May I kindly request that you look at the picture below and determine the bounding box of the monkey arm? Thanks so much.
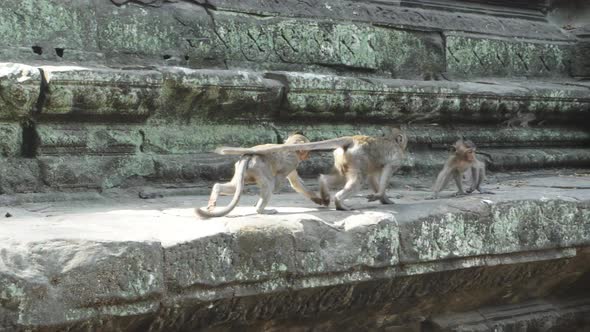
[287,171,323,205]
[215,137,355,155]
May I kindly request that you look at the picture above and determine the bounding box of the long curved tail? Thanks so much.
[196,156,250,218]
[215,137,354,155]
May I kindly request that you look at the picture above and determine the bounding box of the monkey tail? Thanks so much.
[475,151,494,163]
[196,156,250,218]
[215,137,355,155]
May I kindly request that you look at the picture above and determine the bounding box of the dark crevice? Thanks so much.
[184,55,190,61]
[447,47,460,64]
[539,56,551,71]
[138,129,146,153]
[55,48,64,58]
[247,30,265,53]
[516,52,529,71]
[317,63,377,74]
[495,52,507,67]
[34,68,48,115]
[22,68,48,158]
[471,50,487,69]
[162,54,172,60]
[263,72,290,118]
[32,46,43,55]
[21,120,38,158]
[268,123,283,144]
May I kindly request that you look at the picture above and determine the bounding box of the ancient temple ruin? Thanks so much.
[1,0,589,330]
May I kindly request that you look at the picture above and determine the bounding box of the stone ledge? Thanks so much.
[3,63,590,124]
[1,175,589,330]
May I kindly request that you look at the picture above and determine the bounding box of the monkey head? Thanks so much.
[285,133,311,161]
[453,138,476,162]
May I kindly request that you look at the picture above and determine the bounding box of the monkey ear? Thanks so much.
[395,134,404,145]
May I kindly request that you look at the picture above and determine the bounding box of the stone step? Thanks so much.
[1,174,589,331]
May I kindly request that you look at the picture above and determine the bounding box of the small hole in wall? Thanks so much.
[163,54,172,60]
[32,46,43,55]
[55,48,65,57]
[184,55,190,61]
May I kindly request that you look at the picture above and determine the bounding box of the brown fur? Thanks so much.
[196,134,322,218]
[430,138,494,199]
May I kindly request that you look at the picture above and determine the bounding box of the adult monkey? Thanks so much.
[217,129,408,211]
[196,133,323,218]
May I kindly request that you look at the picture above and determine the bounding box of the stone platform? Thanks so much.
[2,172,590,331]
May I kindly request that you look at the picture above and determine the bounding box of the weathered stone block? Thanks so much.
[157,68,283,122]
[399,200,590,264]
[38,155,155,189]
[0,158,44,194]
[163,211,398,296]
[446,34,573,78]
[151,154,235,182]
[0,122,22,157]
[213,15,445,78]
[207,0,572,42]
[0,0,100,62]
[36,124,142,156]
[96,1,216,67]
[140,124,278,154]
[0,63,40,120]
[274,72,590,122]
[0,239,163,327]
[41,66,162,119]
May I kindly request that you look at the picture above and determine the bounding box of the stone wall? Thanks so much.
[0,0,589,193]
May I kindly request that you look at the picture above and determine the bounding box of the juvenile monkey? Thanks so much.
[218,129,408,211]
[196,133,323,218]
[430,138,493,199]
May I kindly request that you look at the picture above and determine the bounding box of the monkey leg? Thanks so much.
[467,165,495,195]
[334,173,362,211]
[319,173,344,207]
[427,167,453,199]
[369,174,380,193]
[287,171,323,205]
[453,170,468,196]
[206,182,237,210]
[255,175,278,214]
[367,165,395,204]
[466,166,479,194]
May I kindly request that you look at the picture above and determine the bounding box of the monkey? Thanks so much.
[218,129,408,211]
[196,133,324,218]
[430,138,494,199]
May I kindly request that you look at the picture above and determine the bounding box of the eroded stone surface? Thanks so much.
[1,175,590,330]
[0,63,40,120]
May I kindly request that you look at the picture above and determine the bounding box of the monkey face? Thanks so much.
[465,148,476,161]
[297,150,310,161]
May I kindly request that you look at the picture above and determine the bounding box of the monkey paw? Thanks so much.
[367,194,395,204]
[366,194,380,202]
[311,197,325,206]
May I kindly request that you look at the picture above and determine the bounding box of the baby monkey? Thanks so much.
[196,133,323,218]
[430,138,494,199]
